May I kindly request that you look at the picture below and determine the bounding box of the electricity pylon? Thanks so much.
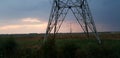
[44,0,101,44]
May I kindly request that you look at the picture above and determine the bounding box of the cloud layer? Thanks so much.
[0,0,120,34]
[22,18,41,23]
[0,18,84,34]
[0,17,47,34]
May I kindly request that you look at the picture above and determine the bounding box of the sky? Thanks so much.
[0,0,120,34]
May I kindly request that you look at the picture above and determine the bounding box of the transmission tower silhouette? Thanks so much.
[44,0,101,44]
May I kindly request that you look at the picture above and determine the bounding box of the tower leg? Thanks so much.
[44,0,101,44]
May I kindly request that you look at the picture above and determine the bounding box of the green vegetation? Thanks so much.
[0,33,120,58]
[0,37,17,58]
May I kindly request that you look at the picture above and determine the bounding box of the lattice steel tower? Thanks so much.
[44,0,101,44]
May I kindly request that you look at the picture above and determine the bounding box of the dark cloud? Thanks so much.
[89,0,120,31]
[0,0,50,19]
[0,0,120,33]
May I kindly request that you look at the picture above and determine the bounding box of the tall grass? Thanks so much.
[0,36,120,58]
[39,39,120,58]
[40,39,57,58]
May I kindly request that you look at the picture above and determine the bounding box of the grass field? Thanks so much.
[0,32,120,58]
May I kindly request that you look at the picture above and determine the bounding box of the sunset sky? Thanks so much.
[0,0,120,34]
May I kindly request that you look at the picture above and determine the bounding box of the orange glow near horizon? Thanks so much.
[0,17,107,34]
[0,18,104,34]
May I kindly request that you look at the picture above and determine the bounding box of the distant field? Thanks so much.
[0,32,120,49]
[0,32,119,47]
[0,32,120,40]
[0,32,120,48]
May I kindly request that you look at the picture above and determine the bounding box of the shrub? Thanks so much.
[61,42,78,58]
[0,37,18,58]
[40,39,57,58]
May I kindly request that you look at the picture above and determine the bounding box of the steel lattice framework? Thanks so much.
[44,0,101,44]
